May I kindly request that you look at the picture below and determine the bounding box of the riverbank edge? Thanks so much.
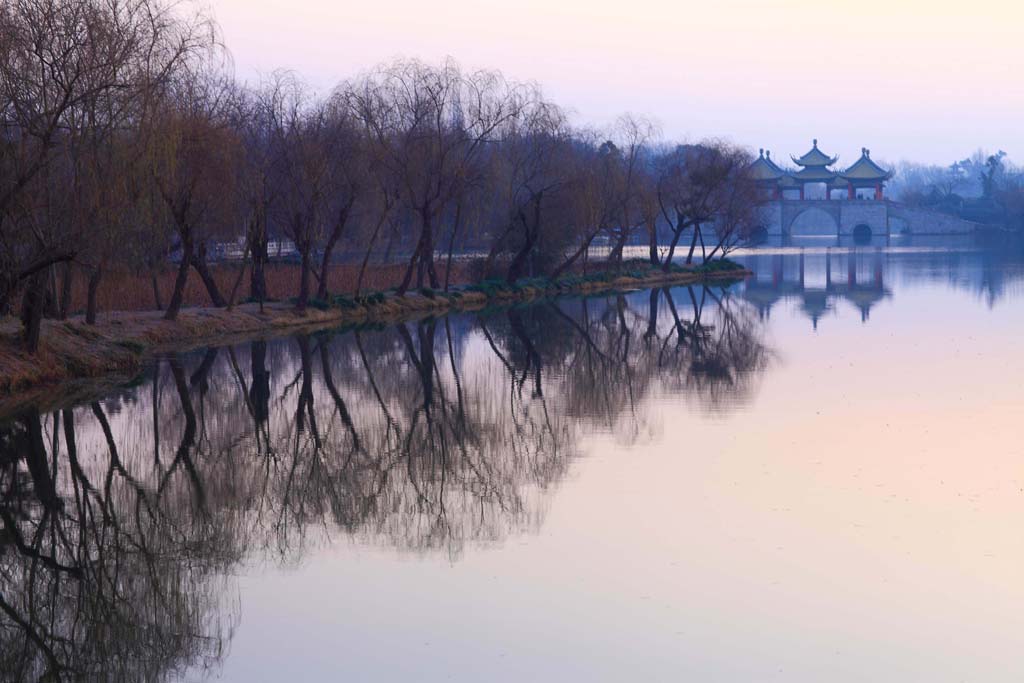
[0,264,749,415]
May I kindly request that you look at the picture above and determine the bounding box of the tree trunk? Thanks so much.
[59,261,74,319]
[20,272,46,353]
[383,225,396,264]
[43,266,59,318]
[444,200,463,292]
[647,218,659,266]
[226,245,250,311]
[150,268,164,311]
[193,241,226,307]
[296,243,312,311]
[482,223,514,280]
[508,200,542,283]
[85,266,102,325]
[608,229,629,265]
[165,237,193,321]
[551,230,601,280]
[419,211,440,289]
[415,239,427,289]
[396,236,423,295]
[507,227,538,283]
[249,218,268,303]
[317,202,353,300]
[357,210,388,294]
[685,223,701,265]
[662,219,689,272]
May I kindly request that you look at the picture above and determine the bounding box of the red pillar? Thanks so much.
[825,184,830,200]
[848,185,855,200]
[875,183,883,200]
[799,184,805,201]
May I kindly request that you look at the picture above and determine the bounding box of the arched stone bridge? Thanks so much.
[758,200,979,237]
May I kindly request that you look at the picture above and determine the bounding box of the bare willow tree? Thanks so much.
[315,96,366,300]
[347,59,529,293]
[656,141,754,269]
[605,115,659,264]
[146,65,239,320]
[548,131,621,278]
[232,81,280,306]
[483,95,575,282]
[265,74,336,311]
[0,0,215,347]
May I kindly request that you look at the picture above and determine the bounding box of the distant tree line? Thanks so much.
[0,0,761,353]
[890,151,1024,228]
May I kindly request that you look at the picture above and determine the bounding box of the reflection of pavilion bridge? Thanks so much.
[741,250,890,329]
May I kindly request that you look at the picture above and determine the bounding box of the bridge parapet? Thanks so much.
[757,199,978,237]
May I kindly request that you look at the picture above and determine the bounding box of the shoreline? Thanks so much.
[0,264,749,417]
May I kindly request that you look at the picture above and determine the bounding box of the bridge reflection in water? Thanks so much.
[740,248,889,329]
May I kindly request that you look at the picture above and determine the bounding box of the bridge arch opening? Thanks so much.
[788,207,839,236]
[853,224,872,243]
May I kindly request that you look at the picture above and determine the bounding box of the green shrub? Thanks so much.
[331,295,359,309]
[697,258,744,273]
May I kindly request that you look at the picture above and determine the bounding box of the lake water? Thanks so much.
[3,235,1024,682]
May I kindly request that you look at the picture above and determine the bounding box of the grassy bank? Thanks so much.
[0,260,749,412]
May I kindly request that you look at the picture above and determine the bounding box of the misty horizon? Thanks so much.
[208,0,1022,166]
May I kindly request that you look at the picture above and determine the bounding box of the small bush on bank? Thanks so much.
[353,291,386,306]
[464,278,512,297]
[332,295,359,310]
[695,258,744,273]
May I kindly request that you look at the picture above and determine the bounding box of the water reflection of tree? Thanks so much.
[0,402,237,682]
[0,285,769,680]
[484,286,771,435]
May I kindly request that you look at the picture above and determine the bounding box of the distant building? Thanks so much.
[751,140,892,201]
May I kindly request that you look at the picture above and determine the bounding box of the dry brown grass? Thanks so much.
[61,261,475,315]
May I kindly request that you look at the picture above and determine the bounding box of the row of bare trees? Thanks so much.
[0,0,762,352]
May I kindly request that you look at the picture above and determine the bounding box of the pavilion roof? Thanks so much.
[791,139,838,168]
[791,165,837,181]
[750,149,787,181]
[840,149,891,181]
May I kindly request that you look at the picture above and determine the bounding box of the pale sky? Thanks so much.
[207,0,1023,166]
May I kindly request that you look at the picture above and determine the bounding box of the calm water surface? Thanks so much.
[3,236,1024,681]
